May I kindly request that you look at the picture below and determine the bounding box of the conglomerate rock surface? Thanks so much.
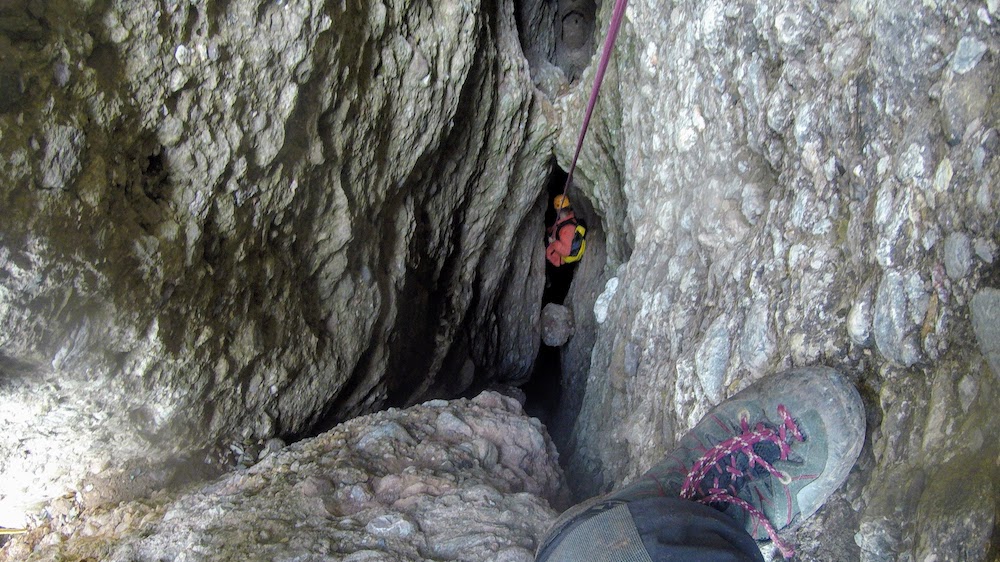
[0,0,554,524]
[554,0,1000,560]
[0,391,566,562]
[1,0,1000,560]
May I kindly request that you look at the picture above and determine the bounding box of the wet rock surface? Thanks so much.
[972,288,1000,380]
[0,392,566,562]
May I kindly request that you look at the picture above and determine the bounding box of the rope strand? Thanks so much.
[563,0,630,196]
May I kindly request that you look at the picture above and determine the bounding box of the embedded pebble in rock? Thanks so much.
[940,74,993,146]
[951,36,988,74]
[739,296,776,375]
[972,288,1000,379]
[541,303,574,347]
[0,392,566,562]
[848,280,877,346]
[974,238,996,263]
[695,316,729,403]
[593,276,619,324]
[873,271,923,367]
[38,125,84,190]
[943,232,972,280]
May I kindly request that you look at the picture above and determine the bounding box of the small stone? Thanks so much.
[943,232,972,280]
[973,146,988,173]
[366,513,415,538]
[39,125,85,190]
[874,271,922,367]
[951,36,988,74]
[471,438,499,468]
[531,61,567,98]
[541,303,574,347]
[676,126,698,152]
[896,143,929,181]
[829,37,865,80]
[974,238,995,263]
[739,297,775,372]
[775,11,809,50]
[356,421,416,452]
[435,411,472,436]
[593,277,619,324]
[297,476,333,498]
[168,68,187,92]
[262,438,285,457]
[53,62,70,87]
[940,78,991,146]
[256,412,275,438]
[932,158,952,192]
[848,281,876,346]
[175,44,191,66]
[696,316,730,402]
[958,375,978,413]
[971,288,1000,379]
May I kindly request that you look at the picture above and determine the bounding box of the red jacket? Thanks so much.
[546,212,577,266]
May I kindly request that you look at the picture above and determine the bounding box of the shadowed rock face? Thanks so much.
[0,0,553,524]
[2,0,1000,561]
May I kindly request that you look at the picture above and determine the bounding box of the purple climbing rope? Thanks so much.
[562,0,630,195]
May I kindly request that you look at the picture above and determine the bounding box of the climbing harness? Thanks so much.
[555,217,588,264]
[562,0,629,195]
[679,404,804,559]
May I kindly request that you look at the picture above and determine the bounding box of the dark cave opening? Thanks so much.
[513,0,598,84]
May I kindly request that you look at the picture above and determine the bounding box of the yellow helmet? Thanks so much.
[553,194,571,210]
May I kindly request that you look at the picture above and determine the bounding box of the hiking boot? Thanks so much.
[608,366,865,558]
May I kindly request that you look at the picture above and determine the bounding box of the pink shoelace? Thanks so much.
[680,405,804,559]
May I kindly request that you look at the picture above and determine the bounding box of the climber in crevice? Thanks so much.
[545,194,586,267]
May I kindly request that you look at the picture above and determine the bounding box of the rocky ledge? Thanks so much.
[1,392,566,562]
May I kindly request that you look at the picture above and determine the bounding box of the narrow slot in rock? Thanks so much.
[523,165,578,432]
[514,0,598,90]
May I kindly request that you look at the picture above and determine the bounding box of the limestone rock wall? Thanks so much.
[561,0,1000,559]
[1,391,566,562]
[0,0,554,525]
[3,0,1000,559]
